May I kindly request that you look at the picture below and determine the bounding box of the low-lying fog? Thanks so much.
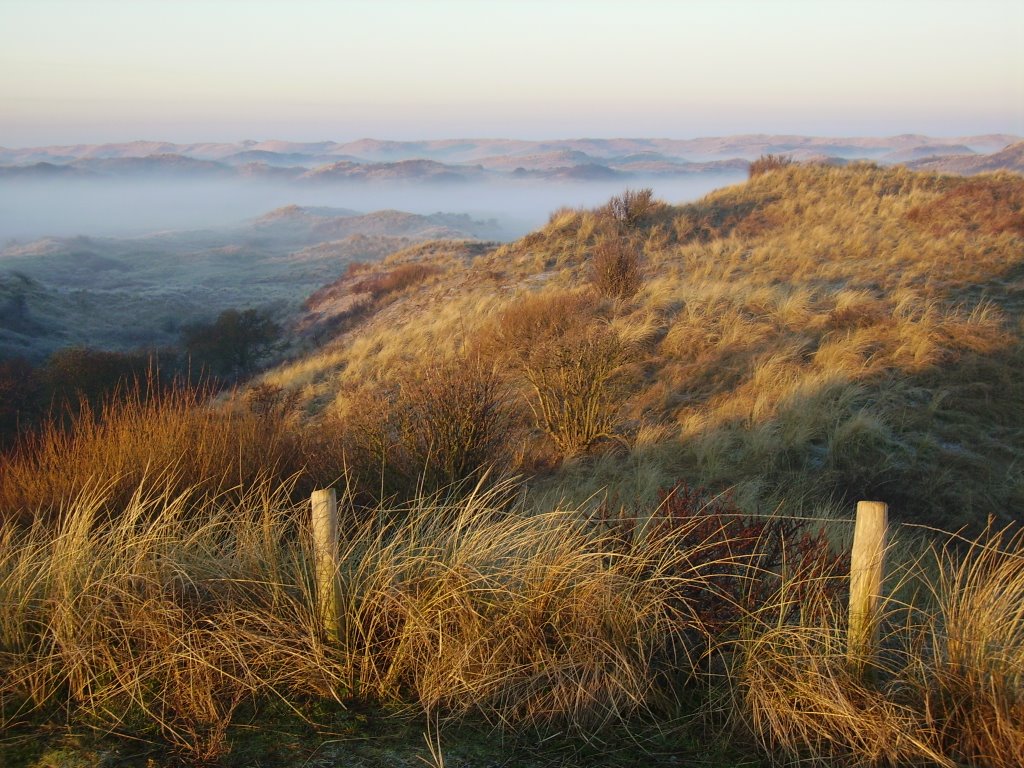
[0,174,745,242]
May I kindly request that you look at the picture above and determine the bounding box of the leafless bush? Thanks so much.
[396,356,516,490]
[589,235,644,299]
[601,187,655,227]
[521,327,632,456]
[488,291,635,458]
[328,357,516,499]
[748,154,794,178]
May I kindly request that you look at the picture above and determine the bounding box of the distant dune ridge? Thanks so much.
[906,140,1024,174]
[1,134,1021,181]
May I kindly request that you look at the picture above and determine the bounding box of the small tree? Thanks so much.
[183,308,281,377]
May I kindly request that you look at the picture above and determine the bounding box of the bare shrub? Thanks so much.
[520,326,633,457]
[601,188,655,227]
[326,357,516,500]
[484,290,638,458]
[748,154,794,178]
[395,356,516,491]
[589,235,644,300]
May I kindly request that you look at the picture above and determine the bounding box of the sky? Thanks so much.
[1,0,1022,146]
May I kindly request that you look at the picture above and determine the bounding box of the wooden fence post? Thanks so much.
[310,488,340,642]
[848,500,888,675]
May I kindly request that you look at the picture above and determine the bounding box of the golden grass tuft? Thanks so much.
[733,525,1024,768]
[335,487,714,730]
[0,383,308,525]
[0,478,342,762]
[736,621,950,767]
[901,527,1024,766]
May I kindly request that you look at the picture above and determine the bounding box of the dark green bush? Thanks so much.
[183,308,281,377]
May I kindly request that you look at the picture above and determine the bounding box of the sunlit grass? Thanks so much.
[3,162,1024,765]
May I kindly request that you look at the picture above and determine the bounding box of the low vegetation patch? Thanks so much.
[352,262,440,298]
[3,460,1022,766]
[0,382,308,525]
[748,153,794,178]
[589,234,644,299]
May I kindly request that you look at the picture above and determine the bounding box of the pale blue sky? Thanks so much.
[1,0,1021,145]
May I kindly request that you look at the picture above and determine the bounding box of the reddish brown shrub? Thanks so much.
[593,484,850,636]
[353,263,439,298]
[749,154,794,178]
[906,176,1024,237]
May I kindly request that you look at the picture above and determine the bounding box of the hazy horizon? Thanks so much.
[2,0,1021,147]
[2,130,1023,152]
[2,0,1021,243]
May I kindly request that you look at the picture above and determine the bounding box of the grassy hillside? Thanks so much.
[2,163,1023,767]
[265,162,1024,530]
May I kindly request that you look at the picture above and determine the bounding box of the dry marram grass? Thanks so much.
[3,164,1024,765]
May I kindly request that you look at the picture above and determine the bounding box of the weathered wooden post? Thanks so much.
[847,500,888,676]
[310,488,341,642]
